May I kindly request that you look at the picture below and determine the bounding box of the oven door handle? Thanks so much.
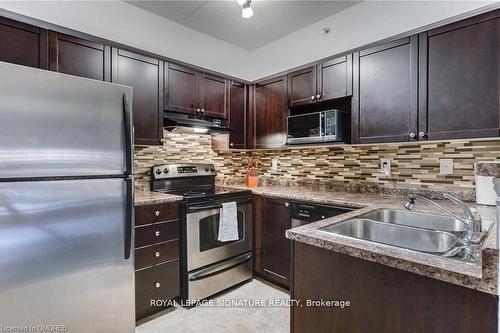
[189,252,252,282]
[188,204,223,212]
[188,198,252,212]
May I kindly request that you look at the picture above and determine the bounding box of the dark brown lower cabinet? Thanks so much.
[134,202,180,321]
[135,259,180,320]
[292,241,498,333]
[253,195,291,287]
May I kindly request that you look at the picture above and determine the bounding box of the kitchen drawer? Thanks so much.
[135,220,179,248]
[135,202,179,226]
[135,260,180,320]
[135,240,179,270]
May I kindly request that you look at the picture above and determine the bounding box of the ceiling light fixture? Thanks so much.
[236,0,246,5]
[241,0,253,18]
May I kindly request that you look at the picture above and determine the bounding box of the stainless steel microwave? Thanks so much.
[287,109,349,144]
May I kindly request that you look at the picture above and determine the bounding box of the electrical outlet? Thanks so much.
[440,159,454,175]
[271,159,278,172]
[380,159,391,175]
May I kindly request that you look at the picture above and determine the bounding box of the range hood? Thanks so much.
[163,111,232,134]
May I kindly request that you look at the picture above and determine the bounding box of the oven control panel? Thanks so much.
[152,163,216,179]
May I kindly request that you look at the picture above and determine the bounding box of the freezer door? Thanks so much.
[0,62,133,178]
[0,178,135,332]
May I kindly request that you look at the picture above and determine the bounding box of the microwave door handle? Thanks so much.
[320,112,325,137]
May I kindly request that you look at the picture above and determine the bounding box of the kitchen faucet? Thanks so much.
[382,167,490,260]
[404,192,482,237]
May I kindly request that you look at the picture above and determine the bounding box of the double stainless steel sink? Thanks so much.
[319,208,483,259]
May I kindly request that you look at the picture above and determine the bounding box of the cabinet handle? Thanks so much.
[201,108,205,112]
[285,202,289,207]
[155,210,160,217]
[155,282,161,288]
[419,131,428,139]
[155,252,160,258]
[316,94,321,100]
[154,231,160,237]
[310,96,315,101]
[321,215,325,219]
[230,143,234,147]
[409,132,416,139]
[196,108,201,112]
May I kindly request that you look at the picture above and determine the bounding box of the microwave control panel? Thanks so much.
[324,111,336,137]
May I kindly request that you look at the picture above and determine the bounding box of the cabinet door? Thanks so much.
[200,73,227,118]
[262,197,291,287]
[49,32,110,81]
[352,36,418,143]
[0,17,47,69]
[112,49,163,145]
[287,66,317,107]
[229,81,246,149]
[318,54,353,101]
[254,76,287,148]
[418,10,499,140]
[165,63,197,114]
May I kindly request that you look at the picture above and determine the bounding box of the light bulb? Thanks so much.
[242,4,253,18]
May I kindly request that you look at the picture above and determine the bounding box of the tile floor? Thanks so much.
[136,279,290,333]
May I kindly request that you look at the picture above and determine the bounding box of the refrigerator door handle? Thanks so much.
[123,94,133,175]
[124,178,134,260]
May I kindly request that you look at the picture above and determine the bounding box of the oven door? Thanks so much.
[287,112,322,144]
[186,200,252,271]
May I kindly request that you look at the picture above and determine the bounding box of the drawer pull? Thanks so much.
[155,211,160,217]
[155,252,161,258]
[155,231,160,237]
[155,282,161,288]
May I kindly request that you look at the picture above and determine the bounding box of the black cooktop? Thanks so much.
[155,187,252,204]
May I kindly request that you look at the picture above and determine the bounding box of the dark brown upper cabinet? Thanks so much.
[352,36,418,144]
[0,16,47,69]
[262,196,291,287]
[318,54,353,101]
[165,63,228,118]
[164,63,198,115]
[287,55,352,108]
[287,66,317,107]
[49,32,111,81]
[112,49,163,146]
[418,10,499,140]
[228,81,246,149]
[199,73,227,118]
[253,76,288,149]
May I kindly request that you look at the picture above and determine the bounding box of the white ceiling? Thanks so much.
[125,1,361,50]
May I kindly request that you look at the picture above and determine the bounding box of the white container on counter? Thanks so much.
[475,162,500,206]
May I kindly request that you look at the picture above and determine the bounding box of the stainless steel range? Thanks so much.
[151,163,253,302]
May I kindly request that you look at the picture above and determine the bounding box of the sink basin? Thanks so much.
[319,218,460,254]
[357,208,466,232]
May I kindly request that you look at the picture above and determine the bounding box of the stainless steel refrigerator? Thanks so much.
[0,62,135,332]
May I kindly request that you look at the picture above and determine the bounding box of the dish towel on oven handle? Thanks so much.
[218,201,239,242]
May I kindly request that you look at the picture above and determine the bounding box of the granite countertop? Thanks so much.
[134,191,183,206]
[221,184,498,295]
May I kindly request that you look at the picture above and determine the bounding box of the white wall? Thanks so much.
[249,1,497,80]
[0,0,252,79]
[0,1,496,81]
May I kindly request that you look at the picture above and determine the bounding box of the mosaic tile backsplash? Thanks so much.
[134,131,500,200]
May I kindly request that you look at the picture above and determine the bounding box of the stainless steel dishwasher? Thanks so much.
[291,202,354,228]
